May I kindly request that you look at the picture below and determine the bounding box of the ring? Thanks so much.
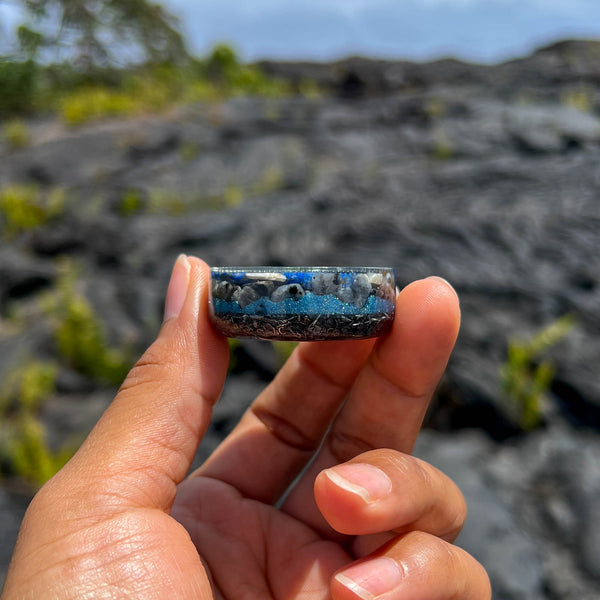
[209,266,396,341]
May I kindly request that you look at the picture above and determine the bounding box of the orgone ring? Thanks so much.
[209,266,396,341]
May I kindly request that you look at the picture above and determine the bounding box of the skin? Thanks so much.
[1,256,491,600]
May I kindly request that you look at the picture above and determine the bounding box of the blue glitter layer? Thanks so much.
[213,292,394,317]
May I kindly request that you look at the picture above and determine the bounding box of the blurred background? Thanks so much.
[1,1,600,597]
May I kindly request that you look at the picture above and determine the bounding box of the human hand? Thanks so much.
[1,256,491,599]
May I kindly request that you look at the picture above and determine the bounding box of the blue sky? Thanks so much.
[2,0,600,63]
[165,0,600,63]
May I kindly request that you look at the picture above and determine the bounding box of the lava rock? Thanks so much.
[2,40,600,599]
[311,272,338,295]
[270,283,305,302]
[351,273,372,307]
[212,280,238,301]
[505,105,600,153]
[0,248,55,302]
[0,488,30,588]
[236,285,260,309]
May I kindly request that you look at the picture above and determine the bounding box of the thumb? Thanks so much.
[53,255,229,512]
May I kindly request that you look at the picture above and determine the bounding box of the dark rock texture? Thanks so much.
[415,426,600,600]
[1,40,600,596]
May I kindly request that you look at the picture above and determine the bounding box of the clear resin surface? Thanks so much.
[209,266,395,341]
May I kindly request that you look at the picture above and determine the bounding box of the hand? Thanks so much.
[1,256,490,599]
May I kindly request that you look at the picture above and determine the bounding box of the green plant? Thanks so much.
[0,360,58,414]
[229,66,288,97]
[298,78,322,99]
[425,97,446,119]
[61,86,138,125]
[431,128,454,160]
[227,338,242,373]
[201,43,289,98]
[14,0,187,70]
[206,43,240,80]
[0,184,64,237]
[148,189,188,215]
[3,413,72,487]
[180,140,201,161]
[3,118,30,150]
[44,264,131,385]
[145,185,247,215]
[119,189,143,216]
[0,60,37,116]
[561,85,595,113]
[251,166,285,197]
[500,315,575,430]
[223,184,244,208]
[0,359,72,487]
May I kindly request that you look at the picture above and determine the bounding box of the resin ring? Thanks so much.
[209,266,396,341]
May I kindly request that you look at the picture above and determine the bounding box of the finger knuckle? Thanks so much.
[327,428,377,463]
[251,404,320,453]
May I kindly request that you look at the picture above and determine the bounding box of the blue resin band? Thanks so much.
[209,266,395,341]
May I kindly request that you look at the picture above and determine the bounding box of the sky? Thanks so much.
[164,0,600,63]
[2,0,600,64]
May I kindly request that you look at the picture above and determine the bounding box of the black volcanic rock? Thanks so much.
[258,39,600,102]
[1,40,600,596]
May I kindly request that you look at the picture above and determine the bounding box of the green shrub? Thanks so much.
[119,189,143,216]
[227,338,242,373]
[0,60,37,116]
[201,44,288,98]
[185,79,220,103]
[500,315,575,430]
[54,297,131,385]
[561,85,595,113]
[431,128,454,160]
[0,361,58,414]
[61,86,138,125]
[206,43,240,80]
[223,185,244,208]
[0,43,303,125]
[3,413,71,487]
[0,359,71,487]
[229,66,288,97]
[45,264,132,385]
[3,118,30,150]
[0,184,64,237]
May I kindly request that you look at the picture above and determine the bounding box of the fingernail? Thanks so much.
[335,557,402,599]
[164,255,190,321]
[325,463,392,504]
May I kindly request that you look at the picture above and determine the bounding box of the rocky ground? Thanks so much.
[1,39,600,597]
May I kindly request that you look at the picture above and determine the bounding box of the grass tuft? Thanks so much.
[500,315,575,430]
[0,184,64,237]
